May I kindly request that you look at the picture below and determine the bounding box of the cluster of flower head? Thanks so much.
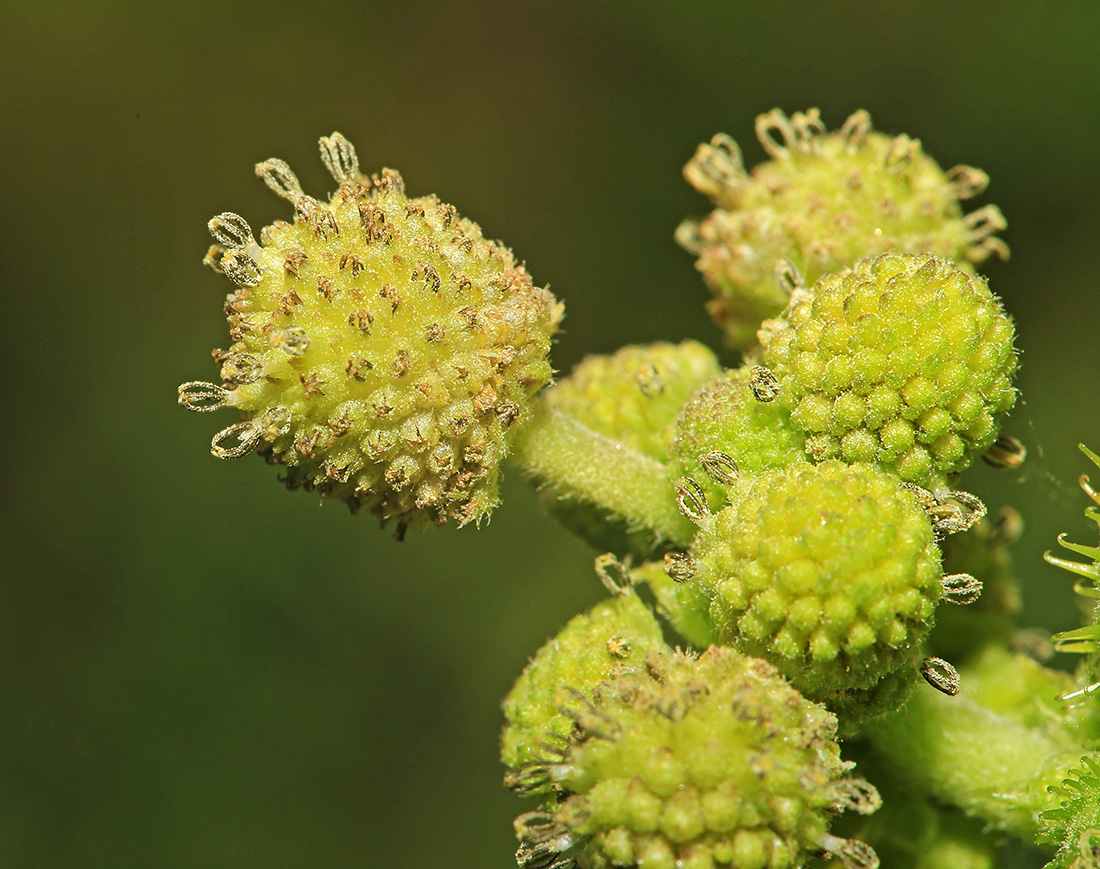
[499,109,1022,868]
[178,133,562,530]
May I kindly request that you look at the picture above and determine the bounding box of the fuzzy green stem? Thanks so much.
[510,406,696,546]
[864,686,1079,844]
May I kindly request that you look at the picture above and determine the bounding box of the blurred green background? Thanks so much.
[2,1,1098,865]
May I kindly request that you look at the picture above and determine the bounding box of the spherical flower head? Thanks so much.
[760,253,1017,489]
[178,133,563,528]
[545,341,720,462]
[689,460,943,713]
[678,108,1007,348]
[501,591,669,781]
[513,647,881,869]
[671,366,806,511]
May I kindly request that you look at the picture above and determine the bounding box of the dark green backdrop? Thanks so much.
[2,2,1098,865]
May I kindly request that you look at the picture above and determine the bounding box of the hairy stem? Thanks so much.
[510,406,696,546]
[864,685,1079,845]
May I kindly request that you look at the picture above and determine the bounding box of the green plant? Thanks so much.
[177,113,1099,868]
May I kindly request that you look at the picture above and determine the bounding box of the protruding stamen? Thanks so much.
[271,326,311,356]
[920,656,960,696]
[982,434,1026,469]
[255,158,304,201]
[791,108,826,145]
[673,218,706,254]
[635,363,665,397]
[884,134,918,171]
[220,352,262,385]
[255,406,292,440]
[963,204,1008,243]
[988,506,1024,547]
[504,763,559,796]
[828,778,882,815]
[553,687,620,740]
[178,381,229,412]
[942,573,983,605]
[774,257,805,296]
[208,212,256,250]
[699,450,740,486]
[211,420,261,459]
[756,109,796,159]
[840,109,872,147]
[664,551,697,583]
[220,249,261,287]
[748,365,780,402]
[203,244,226,273]
[594,552,633,596]
[319,132,359,183]
[946,165,990,200]
[683,132,746,198]
[675,476,710,524]
[946,490,987,529]
[820,835,880,869]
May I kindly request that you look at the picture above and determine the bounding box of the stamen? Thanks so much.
[594,552,633,596]
[942,573,983,605]
[946,165,990,200]
[675,476,710,524]
[255,158,304,202]
[177,381,229,412]
[318,132,360,183]
[699,450,740,486]
[920,656,960,696]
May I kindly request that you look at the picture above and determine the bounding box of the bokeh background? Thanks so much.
[2,2,1098,865]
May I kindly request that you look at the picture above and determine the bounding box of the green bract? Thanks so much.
[178,133,562,528]
[679,108,1006,348]
[760,253,1017,489]
[512,647,880,869]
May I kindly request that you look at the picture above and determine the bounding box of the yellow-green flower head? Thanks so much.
[544,341,720,462]
[678,108,1007,348]
[178,133,563,528]
[501,591,669,783]
[760,253,1017,489]
[689,461,943,713]
[513,646,881,869]
[671,366,806,511]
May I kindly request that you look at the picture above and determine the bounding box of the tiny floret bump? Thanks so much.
[178,133,563,528]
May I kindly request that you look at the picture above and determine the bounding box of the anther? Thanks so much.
[748,365,780,402]
[318,132,359,183]
[755,109,796,159]
[220,249,261,287]
[675,476,710,524]
[963,204,1008,243]
[635,363,665,397]
[828,779,882,815]
[698,450,740,486]
[840,109,872,148]
[255,158,304,202]
[177,381,229,412]
[203,244,226,273]
[946,165,990,200]
[552,687,620,740]
[920,656,960,696]
[819,835,880,869]
[220,352,262,385]
[774,257,805,296]
[982,434,1026,469]
[256,406,292,440]
[988,506,1024,547]
[594,552,633,596]
[664,551,698,583]
[791,108,826,145]
[683,132,746,197]
[208,212,256,250]
[884,134,918,171]
[271,325,311,356]
[211,420,261,459]
[942,573,983,605]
